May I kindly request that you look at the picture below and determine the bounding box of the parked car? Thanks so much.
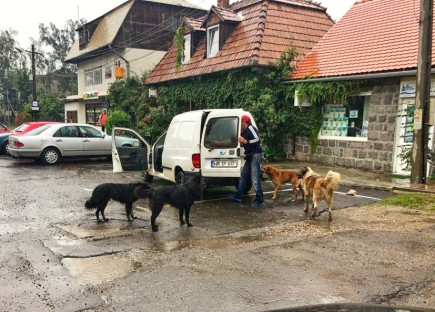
[8,123,141,165]
[0,121,59,155]
[0,122,10,134]
[112,109,256,189]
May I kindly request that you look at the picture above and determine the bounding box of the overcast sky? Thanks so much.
[1,0,357,49]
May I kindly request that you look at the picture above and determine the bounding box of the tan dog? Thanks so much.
[300,166,341,221]
[261,164,302,201]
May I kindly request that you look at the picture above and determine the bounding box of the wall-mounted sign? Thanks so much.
[349,110,358,118]
[400,80,435,97]
[83,91,99,99]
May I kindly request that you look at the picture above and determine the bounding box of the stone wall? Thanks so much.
[284,78,400,173]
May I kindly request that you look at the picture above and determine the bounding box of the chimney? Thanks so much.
[217,0,229,7]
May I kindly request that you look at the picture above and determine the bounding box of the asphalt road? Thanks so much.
[0,156,434,312]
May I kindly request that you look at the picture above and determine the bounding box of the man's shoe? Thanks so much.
[229,194,242,203]
[250,202,265,207]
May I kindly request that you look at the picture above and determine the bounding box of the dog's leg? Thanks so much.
[303,190,309,213]
[311,195,318,218]
[150,202,163,232]
[185,205,193,227]
[273,184,280,199]
[292,182,298,202]
[327,196,333,222]
[125,202,136,221]
[179,207,185,225]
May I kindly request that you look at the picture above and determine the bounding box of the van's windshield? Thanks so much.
[204,117,238,149]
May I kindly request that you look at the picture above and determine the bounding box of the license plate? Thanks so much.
[211,160,237,168]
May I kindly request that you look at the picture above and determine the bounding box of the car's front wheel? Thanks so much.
[41,147,61,165]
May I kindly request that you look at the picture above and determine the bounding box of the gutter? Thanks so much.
[282,69,435,84]
[109,44,130,78]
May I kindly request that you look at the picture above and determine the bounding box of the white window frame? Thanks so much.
[85,66,103,87]
[318,93,371,141]
[207,25,219,58]
[182,34,191,64]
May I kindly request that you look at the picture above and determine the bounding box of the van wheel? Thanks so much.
[175,170,185,185]
[143,172,154,183]
[234,178,252,194]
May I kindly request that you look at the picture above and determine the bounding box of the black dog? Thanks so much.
[135,175,203,232]
[85,182,152,222]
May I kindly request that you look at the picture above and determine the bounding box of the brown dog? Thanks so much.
[300,166,341,221]
[261,164,302,201]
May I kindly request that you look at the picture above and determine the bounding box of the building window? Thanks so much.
[85,66,103,87]
[105,66,112,79]
[207,25,219,58]
[86,104,105,125]
[320,96,370,138]
[182,34,191,64]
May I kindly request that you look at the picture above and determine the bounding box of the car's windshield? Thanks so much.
[24,124,52,136]
[13,123,30,133]
[204,117,238,149]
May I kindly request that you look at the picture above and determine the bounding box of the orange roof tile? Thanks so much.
[290,0,431,80]
[146,0,333,84]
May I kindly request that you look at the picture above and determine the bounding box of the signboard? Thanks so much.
[83,91,99,99]
[400,80,435,97]
[31,100,39,111]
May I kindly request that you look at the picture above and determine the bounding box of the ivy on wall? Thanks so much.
[286,80,373,152]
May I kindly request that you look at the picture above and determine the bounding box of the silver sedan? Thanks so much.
[8,123,139,165]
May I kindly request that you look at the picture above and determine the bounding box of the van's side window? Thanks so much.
[204,117,238,149]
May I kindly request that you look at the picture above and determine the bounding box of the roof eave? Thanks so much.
[284,69,425,84]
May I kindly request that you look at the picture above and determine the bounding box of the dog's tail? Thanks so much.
[325,171,341,191]
[85,197,97,210]
[134,185,153,199]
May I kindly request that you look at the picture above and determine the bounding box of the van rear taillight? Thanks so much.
[14,141,24,148]
[192,153,200,168]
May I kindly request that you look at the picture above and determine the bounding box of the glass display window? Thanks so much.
[320,96,370,138]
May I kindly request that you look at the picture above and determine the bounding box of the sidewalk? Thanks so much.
[268,160,435,194]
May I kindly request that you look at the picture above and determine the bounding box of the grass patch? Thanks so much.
[385,173,410,179]
[380,193,435,212]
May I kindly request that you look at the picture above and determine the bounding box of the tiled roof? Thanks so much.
[290,0,430,80]
[184,17,205,31]
[146,0,333,84]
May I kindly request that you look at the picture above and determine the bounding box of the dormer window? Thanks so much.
[182,34,191,64]
[207,25,219,58]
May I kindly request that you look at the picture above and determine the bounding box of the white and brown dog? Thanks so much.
[300,166,341,221]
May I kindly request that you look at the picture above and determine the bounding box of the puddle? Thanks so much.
[62,253,141,285]
[56,219,147,239]
[152,234,263,252]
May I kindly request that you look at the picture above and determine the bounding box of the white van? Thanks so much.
[111,109,256,189]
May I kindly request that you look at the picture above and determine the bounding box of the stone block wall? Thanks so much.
[284,78,400,173]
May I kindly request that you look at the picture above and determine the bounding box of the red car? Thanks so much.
[0,122,10,134]
[10,121,60,136]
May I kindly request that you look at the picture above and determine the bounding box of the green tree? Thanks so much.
[38,19,84,96]
[108,75,156,137]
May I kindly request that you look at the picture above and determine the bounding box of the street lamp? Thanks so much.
[16,44,39,121]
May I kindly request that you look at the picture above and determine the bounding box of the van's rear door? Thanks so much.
[200,111,242,178]
[112,127,151,172]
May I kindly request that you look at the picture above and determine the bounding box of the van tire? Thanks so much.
[234,178,252,194]
[175,170,185,185]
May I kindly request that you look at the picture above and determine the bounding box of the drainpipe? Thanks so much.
[109,45,130,78]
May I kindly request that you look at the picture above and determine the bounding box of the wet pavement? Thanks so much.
[0,156,434,311]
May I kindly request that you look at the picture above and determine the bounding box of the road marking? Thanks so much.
[194,185,381,204]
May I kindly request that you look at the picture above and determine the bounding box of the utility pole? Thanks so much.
[411,0,433,184]
[31,44,37,121]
